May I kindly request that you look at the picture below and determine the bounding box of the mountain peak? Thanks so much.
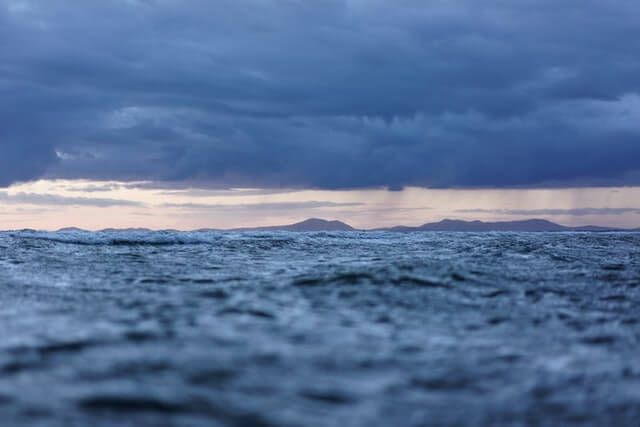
[379,218,620,232]
[230,218,355,232]
[287,218,355,231]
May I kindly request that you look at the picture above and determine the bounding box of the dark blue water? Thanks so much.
[1,231,639,426]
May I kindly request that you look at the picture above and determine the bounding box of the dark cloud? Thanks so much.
[2,0,640,189]
[457,208,640,217]
[0,191,141,207]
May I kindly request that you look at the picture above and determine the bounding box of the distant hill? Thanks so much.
[377,218,624,232]
[229,218,626,232]
[231,218,355,232]
[99,227,152,233]
[50,218,638,233]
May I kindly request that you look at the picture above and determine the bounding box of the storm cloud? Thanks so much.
[2,0,640,189]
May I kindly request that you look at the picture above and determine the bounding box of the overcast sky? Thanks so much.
[2,1,640,229]
[2,0,640,190]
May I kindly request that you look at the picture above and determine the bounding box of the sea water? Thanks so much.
[1,230,639,426]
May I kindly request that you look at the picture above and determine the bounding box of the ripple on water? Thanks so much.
[0,231,639,427]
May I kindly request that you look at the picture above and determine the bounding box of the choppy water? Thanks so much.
[1,230,639,426]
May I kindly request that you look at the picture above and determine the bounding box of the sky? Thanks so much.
[1,0,640,230]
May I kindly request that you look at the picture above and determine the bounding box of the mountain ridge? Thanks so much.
[375,218,621,232]
[229,218,356,232]
[224,218,635,232]
[49,217,640,232]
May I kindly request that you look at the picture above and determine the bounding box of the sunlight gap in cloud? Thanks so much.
[2,180,640,230]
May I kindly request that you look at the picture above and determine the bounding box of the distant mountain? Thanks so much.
[99,227,152,233]
[231,218,355,232]
[378,219,624,232]
[50,218,638,233]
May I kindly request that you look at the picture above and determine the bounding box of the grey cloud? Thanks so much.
[366,207,433,213]
[2,1,640,189]
[65,183,123,192]
[0,207,54,215]
[0,191,141,207]
[155,188,300,198]
[456,208,640,217]
[160,201,365,210]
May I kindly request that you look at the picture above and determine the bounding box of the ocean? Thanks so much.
[1,230,639,426]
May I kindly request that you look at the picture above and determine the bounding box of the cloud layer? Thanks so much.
[2,0,640,189]
[457,208,640,217]
[0,191,140,207]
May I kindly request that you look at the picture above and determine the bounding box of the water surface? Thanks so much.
[1,231,639,426]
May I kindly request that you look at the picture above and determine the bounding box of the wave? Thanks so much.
[4,230,228,246]
[2,229,377,246]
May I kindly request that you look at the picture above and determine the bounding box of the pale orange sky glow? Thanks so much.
[1,180,640,230]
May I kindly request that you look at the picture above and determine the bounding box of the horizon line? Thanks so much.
[2,217,639,233]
